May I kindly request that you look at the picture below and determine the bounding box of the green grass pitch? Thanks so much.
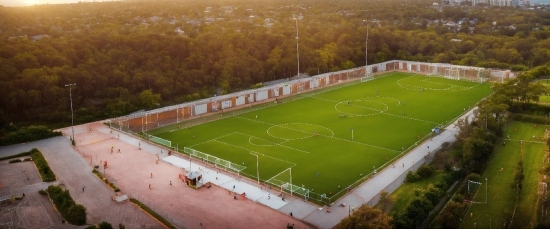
[151,72,492,201]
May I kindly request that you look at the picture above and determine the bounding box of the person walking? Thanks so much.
[170,181,172,186]
[82,186,85,192]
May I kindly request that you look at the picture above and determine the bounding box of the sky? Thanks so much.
[0,0,117,7]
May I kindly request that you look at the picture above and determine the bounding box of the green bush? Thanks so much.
[510,113,547,124]
[15,196,24,200]
[38,189,47,195]
[9,159,22,163]
[30,148,56,182]
[98,221,113,229]
[0,151,31,161]
[23,158,32,161]
[416,165,434,178]
[0,125,62,146]
[406,171,420,182]
[130,198,177,229]
[118,223,125,229]
[46,185,86,225]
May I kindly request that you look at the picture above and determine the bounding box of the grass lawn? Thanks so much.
[151,72,492,203]
[385,170,449,214]
[461,122,546,229]
[538,82,550,104]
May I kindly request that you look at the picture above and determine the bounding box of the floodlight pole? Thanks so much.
[251,153,259,184]
[65,83,76,141]
[293,15,300,78]
[365,23,369,77]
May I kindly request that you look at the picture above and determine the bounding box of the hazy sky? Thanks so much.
[0,0,117,7]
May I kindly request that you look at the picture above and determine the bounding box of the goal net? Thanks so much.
[147,134,171,147]
[445,67,464,80]
[361,76,373,82]
[183,147,246,172]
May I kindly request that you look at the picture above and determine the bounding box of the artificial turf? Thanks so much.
[152,72,492,201]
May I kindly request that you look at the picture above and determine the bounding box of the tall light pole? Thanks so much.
[65,83,76,141]
[365,23,369,77]
[251,153,259,184]
[293,14,300,78]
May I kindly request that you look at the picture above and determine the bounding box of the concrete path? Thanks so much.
[0,133,163,228]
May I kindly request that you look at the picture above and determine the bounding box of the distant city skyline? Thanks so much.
[0,0,547,7]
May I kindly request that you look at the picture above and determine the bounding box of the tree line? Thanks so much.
[0,0,549,131]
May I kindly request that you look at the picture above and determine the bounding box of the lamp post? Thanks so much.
[65,83,76,141]
[293,14,300,78]
[363,21,369,77]
[251,153,259,185]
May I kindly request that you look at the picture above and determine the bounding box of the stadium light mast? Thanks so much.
[65,83,76,141]
[365,23,369,77]
[293,14,300,78]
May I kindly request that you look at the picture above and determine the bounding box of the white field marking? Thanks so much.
[248,136,275,147]
[235,115,399,152]
[396,75,482,91]
[333,100,388,117]
[229,132,311,154]
[189,132,235,147]
[212,139,298,166]
[266,123,335,141]
[380,112,439,124]
[312,95,436,124]
[508,139,546,144]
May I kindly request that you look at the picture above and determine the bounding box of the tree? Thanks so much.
[378,190,394,212]
[98,222,113,229]
[334,205,392,229]
[138,89,161,110]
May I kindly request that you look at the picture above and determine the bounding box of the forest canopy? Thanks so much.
[0,0,549,128]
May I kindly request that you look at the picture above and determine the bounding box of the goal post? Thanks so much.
[361,76,373,82]
[147,134,171,148]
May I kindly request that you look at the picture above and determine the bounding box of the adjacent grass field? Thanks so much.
[151,72,492,202]
[539,82,550,104]
[461,122,546,229]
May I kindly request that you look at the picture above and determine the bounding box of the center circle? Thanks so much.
[334,99,388,117]
[267,123,334,140]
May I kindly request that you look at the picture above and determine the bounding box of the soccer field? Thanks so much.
[152,72,492,203]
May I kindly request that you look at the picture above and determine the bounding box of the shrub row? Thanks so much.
[0,151,31,161]
[510,113,548,124]
[30,148,56,182]
[84,221,125,229]
[46,185,86,225]
[130,198,177,229]
[405,165,438,183]
[0,125,62,146]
